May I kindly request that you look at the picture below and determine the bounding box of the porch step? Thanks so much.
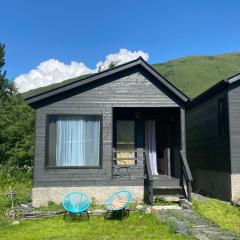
[152,175,180,188]
[153,195,183,202]
[152,175,183,200]
[153,187,182,196]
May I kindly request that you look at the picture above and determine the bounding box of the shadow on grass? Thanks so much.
[63,211,89,222]
[104,209,130,221]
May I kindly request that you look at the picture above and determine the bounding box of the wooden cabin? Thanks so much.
[25,57,192,207]
[186,73,240,202]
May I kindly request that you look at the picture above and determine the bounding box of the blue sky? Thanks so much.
[1,0,240,87]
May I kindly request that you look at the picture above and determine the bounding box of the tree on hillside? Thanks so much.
[0,43,16,100]
[0,43,34,167]
[108,61,119,69]
[0,95,35,167]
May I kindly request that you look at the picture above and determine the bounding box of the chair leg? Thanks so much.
[104,210,110,219]
[86,211,89,220]
[64,211,72,222]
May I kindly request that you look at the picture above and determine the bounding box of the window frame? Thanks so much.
[45,114,103,169]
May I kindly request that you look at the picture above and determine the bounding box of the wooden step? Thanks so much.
[153,187,182,196]
[153,185,182,190]
[153,195,183,202]
[152,175,180,188]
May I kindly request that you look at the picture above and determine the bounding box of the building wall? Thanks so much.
[228,85,240,201]
[191,169,231,200]
[33,69,181,206]
[186,90,231,200]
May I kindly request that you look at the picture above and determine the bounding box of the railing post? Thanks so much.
[180,150,193,201]
[180,156,183,191]
[136,148,144,164]
[165,148,171,176]
[187,181,192,202]
[150,180,153,206]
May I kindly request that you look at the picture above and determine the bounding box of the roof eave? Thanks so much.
[25,58,141,106]
[25,57,189,107]
[189,73,240,107]
[138,58,189,102]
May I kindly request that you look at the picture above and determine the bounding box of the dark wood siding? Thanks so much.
[34,70,181,187]
[228,86,240,174]
[186,90,231,172]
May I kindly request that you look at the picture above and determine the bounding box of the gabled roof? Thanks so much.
[190,72,240,107]
[25,57,189,108]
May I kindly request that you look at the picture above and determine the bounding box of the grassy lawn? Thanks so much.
[0,167,32,223]
[0,168,193,240]
[1,166,239,239]
[0,212,193,240]
[193,197,240,233]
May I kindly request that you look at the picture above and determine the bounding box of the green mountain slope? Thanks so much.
[153,52,240,97]
[23,52,240,99]
[23,74,91,99]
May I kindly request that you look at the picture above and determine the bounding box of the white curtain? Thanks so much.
[56,116,100,166]
[145,121,158,175]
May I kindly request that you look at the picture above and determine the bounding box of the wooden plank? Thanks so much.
[228,86,240,173]
[186,89,231,172]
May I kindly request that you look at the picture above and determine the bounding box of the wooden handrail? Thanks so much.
[113,158,138,161]
[112,148,145,165]
[113,149,145,153]
[180,150,193,182]
[180,150,193,201]
[144,151,153,181]
[144,150,153,205]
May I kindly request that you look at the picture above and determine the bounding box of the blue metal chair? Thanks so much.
[63,192,91,221]
[104,190,132,220]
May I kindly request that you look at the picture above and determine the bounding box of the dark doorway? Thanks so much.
[156,123,171,175]
[113,107,180,177]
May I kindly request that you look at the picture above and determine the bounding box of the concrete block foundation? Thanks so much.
[32,186,144,207]
[231,174,240,202]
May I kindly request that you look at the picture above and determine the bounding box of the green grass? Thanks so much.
[0,168,192,239]
[23,52,240,99]
[193,197,240,233]
[1,166,239,239]
[0,212,193,240]
[0,167,32,224]
[153,197,175,206]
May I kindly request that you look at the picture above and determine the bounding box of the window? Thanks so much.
[47,115,101,167]
[116,120,135,150]
[218,98,227,137]
[116,120,135,165]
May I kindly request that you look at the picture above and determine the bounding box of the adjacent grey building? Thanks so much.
[26,57,192,207]
[186,73,240,202]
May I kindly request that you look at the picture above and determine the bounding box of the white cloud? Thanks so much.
[15,59,94,93]
[96,49,149,71]
[15,49,149,93]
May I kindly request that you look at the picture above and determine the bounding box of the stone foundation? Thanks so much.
[231,174,240,202]
[32,186,144,207]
